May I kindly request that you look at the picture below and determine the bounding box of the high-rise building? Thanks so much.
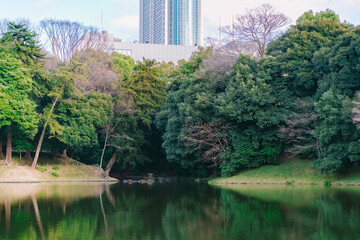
[139,0,202,46]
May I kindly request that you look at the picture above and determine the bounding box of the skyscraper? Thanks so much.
[139,0,202,46]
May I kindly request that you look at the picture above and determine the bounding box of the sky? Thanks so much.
[1,0,360,43]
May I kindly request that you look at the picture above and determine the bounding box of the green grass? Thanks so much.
[35,165,47,173]
[210,159,360,186]
[52,165,60,170]
[51,172,59,177]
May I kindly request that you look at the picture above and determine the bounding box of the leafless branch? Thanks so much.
[107,145,136,152]
[40,19,110,62]
[220,4,290,56]
[279,99,317,157]
[185,122,230,167]
[352,92,360,128]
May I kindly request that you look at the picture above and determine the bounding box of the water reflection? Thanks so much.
[1,183,360,240]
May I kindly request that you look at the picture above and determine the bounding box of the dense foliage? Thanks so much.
[1,9,360,177]
[157,9,360,176]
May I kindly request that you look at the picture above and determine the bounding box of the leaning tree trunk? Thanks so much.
[5,125,12,165]
[102,152,117,179]
[25,149,32,161]
[0,141,4,158]
[32,94,60,169]
[61,149,67,157]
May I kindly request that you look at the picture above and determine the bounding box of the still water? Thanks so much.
[0,182,359,240]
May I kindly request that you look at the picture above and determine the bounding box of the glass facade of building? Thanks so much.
[168,0,200,46]
[140,0,201,46]
[140,0,167,44]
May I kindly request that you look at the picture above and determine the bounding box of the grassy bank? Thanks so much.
[210,159,360,186]
[0,155,118,183]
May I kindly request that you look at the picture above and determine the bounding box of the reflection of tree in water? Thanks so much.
[220,187,360,240]
[310,190,360,240]
[218,190,283,240]
[2,184,360,239]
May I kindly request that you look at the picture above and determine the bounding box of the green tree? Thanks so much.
[156,50,217,175]
[267,9,350,98]
[0,22,45,164]
[215,55,281,175]
[0,50,38,164]
[313,89,360,173]
[101,58,169,177]
[314,26,360,97]
[111,52,135,81]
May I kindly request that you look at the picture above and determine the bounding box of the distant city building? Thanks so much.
[112,41,198,63]
[83,31,198,63]
[139,0,202,46]
[139,0,168,44]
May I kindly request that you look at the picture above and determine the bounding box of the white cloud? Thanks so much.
[112,15,139,30]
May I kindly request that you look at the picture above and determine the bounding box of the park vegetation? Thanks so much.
[0,7,359,178]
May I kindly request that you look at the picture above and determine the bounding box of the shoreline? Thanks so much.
[0,179,119,183]
[210,181,360,187]
[0,159,120,183]
[209,159,360,187]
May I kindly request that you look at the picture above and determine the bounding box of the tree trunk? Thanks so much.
[0,141,4,158]
[5,125,12,165]
[31,194,45,240]
[100,133,109,169]
[62,149,67,157]
[25,149,32,161]
[32,95,59,169]
[102,152,117,179]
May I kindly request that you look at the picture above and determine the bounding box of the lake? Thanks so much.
[0,182,359,240]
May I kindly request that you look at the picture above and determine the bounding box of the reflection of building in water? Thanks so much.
[83,31,198,63]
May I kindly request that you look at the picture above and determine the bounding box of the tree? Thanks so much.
[353,92,360,128]
[102,59,170,175]
[122,59,167,127]
[0,50,38,164]
[215,55,281,175]
[40,19,109,62]
[221,4,290,56]
[111,52,135,81]
[156,50,217,175]
[313,90,360,173]
[72,49,120,95]
[31,64,77,168]
[204,37,259,58]
[314,26,360,97]
[279,99,318,158]
[267,9,350,98]
[0,22,44,164]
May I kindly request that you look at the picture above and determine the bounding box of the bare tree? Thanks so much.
[0,19,9,36]
[205,37,259,58]
[353,92,360,128]
[185,122,230,167]
[221,4,290,56]
[279,100,318,158]
[40,19,110,62]
[72,49,119,95]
